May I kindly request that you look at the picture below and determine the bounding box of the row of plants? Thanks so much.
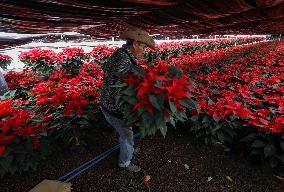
[188,41,284,169]
[142,37,264,61]
[0,47,105,176]
[0,38,276,177]
[120,40,284,170]
[119,41,274,137]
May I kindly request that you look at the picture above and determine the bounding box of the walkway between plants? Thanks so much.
[1,130,283,192]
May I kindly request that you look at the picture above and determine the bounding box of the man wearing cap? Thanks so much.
[99,28,155,172]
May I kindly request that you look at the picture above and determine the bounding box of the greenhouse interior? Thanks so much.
[0,0,284,191]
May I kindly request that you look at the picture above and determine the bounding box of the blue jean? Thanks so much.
[101,108,134,167]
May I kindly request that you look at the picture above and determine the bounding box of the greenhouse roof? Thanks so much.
[0,0,283,39]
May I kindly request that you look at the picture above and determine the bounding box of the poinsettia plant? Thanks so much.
[19,48,57,76]
[29,62,104,148]
[57,47,87,76]
[0,99,48,176]
[116,60,197,137]
[4,69,40,100]
[0,54,12,70]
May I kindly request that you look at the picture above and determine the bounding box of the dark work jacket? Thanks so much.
[99,45,138,118]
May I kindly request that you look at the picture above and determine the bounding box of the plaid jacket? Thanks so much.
[99,45,138,116]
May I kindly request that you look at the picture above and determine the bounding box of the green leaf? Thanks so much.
[202,116,210,124]
[3,90,16,99]
[184,164,190,170]
[139,124,146,138]
[213,116,221,123]
[222,127,237,138]
[212,124,222,133]
[159,125,167,138]
[149,124,157,136]
[121,85,136,96]
[40,131,48,137]
[167,65,183,78]
[212,89,219,94]
[169,101,177,113]
[155,94,164,108]
[155,77,163,87]
[191,116,198,122]
[226,176,233,182]
[174,110,187,122]
[125,112,139,126]
[137,107,146,116]
[251,140,265,148]
[86,112,97,121]
[155,112,167,137]
[169,117,176,127]
[79,119,89,126]
[122,96,138,105]
[264,143,276,158]
[207,176,213,182]
[240,133,257,142]
[149,95,162,111]
[216,131,225,143]
[208,98,214,105]
[141,112,154,125]
[109,83,127,88]
[187,99,198,108]
[178,99,189,108]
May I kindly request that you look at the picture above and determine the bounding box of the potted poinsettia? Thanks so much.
[57,47,87,76]
[0,99,48,177]
[19,48,57,81]
[116,60,197,137]
[0,53,12,70]
[29,61,104,150]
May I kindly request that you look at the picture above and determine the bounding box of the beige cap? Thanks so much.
[120,28,155,49]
